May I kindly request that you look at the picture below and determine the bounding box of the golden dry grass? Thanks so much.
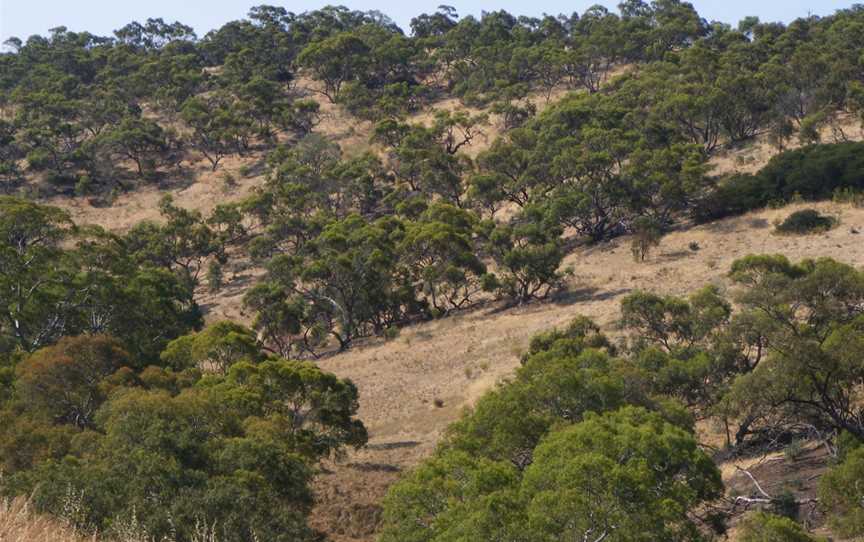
[0,497,94,542]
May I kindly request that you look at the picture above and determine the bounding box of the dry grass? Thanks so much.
[0,497,94,542]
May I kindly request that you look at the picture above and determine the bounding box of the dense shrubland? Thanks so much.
[3,2,864,540]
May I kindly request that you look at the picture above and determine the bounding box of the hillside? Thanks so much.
[4,3,864,542]
[19,75,863,541]
[308,199,864,540]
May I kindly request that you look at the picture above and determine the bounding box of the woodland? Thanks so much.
[2,2,864,541]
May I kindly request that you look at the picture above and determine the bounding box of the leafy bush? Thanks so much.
[737,512,823,542]
[774,209,835,235]
[820,447,864,537]
[695,142,864,221]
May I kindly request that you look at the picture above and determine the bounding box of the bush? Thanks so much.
[737,512,823,542]
[774,209,835,235]
[820,447,864,537]
[630,216,663,262]
[695,142,864,222]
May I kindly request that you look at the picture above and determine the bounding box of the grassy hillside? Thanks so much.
[4,3,864,542]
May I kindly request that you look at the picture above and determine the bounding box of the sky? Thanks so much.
[0,0,858,44]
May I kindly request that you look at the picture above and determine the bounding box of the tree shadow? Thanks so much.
[551,287,632,307]
[365,441,421,451]
[658,250,692,262]
[347,462,401,473]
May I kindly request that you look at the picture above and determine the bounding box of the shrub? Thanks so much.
[783,439,804,461]
[695,142,864,222]
[819,447,864,537]
[774,209,835,235]
[737,512,823,542]
[631,216,663,262]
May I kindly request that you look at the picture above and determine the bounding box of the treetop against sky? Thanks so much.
[0,0,857,44]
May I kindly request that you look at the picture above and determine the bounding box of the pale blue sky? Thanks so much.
[0,0,858,44]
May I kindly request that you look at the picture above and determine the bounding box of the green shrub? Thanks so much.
[783,439,804,461]
[695,142,864,222]
[820,447,864,537]
[737,512,823,542]
[774,209,835,235]
[771,490,799,520]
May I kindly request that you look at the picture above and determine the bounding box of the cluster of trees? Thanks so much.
[4,3,863,356]
[0,12,325,193]
[0,197,201,360]
[3,2,863,195]
[217,135,569,355]
[3,4,864,538]
[0,199,366,540]
[225,135,864,357]
[696,141,864,220]
[380,254,864,540]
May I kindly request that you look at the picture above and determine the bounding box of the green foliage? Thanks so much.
[6,5,864,538]
[15,335,130,429]
[819,447,864,537]
[124,195,224,284]
[737,512,823,542]
[696,142,864,221]
[774,209,835,235]
[482,214,567,303]
[180,95,251,170]
[0,198,201,361]
[381,407,721,542]
[297,32,371,103]
[98,116,170,178]
[160,321,261,374]
[400,203,486,314]
[2,337,365,541]
[520,407,721,542]
[522,315,614,362]
[725,256,864,442]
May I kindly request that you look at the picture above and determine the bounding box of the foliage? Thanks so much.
[15,335,129,429]
[0,198,201,362]
[695,142,864,221]
[819,447,864,537]
[5,4,864,538]
[630,216,663,261]
[737,512,823,542]
[1,328,366,541]
[380,407,721,542]
[774,209,835,235]
[160,321,261,373]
